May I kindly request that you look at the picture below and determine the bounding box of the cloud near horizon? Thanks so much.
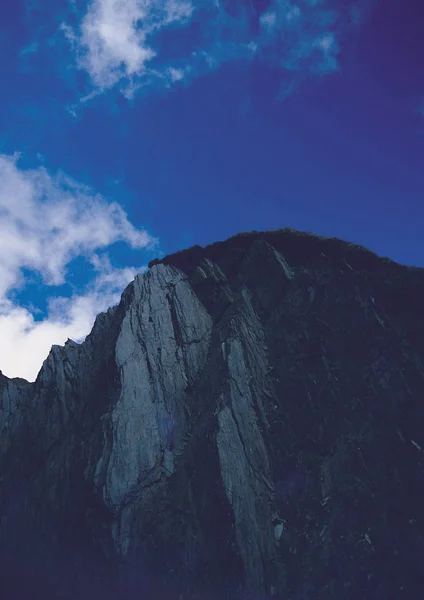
[59,0,366,107]
[0,153,157,381]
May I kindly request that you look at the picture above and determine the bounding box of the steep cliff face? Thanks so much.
[1,228,424,600]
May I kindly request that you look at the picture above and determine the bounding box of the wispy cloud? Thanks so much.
[258,0,341,74]
[57,0,370,107]
[0,152,157,381]
[19,41,39,57]
[62,0,195,99]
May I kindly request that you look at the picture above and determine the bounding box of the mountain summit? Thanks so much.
[1,228,424,599]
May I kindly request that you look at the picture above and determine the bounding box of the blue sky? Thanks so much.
[0,0,423,380]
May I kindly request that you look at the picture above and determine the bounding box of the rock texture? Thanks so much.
[1,228,424,600]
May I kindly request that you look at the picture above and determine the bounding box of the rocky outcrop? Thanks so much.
[1,228,424,600]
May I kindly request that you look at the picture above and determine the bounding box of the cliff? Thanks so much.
[1,228,424,600]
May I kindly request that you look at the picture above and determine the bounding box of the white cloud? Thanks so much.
[162,0,193,24]
[0,153,157,381]
[286,5,301,23]
[12,0,371,109]
[313,32,338,72]
[59,0,364,107]
[79,0,155,89]
[168,66,186,82]
[260,11,277,30]
[65,0,195,96]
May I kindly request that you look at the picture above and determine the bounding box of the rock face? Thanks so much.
[1,228,424,600]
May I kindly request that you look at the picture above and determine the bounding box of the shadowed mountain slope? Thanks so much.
[1,228,424,599]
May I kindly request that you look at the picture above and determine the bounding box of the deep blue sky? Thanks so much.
[0,0,423,379]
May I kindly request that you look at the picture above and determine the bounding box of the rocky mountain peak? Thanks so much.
[1,228,424,600]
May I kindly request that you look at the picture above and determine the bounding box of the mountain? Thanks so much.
[1,228,424,600]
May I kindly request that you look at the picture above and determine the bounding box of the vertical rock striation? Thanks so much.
[1,228,424,600]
